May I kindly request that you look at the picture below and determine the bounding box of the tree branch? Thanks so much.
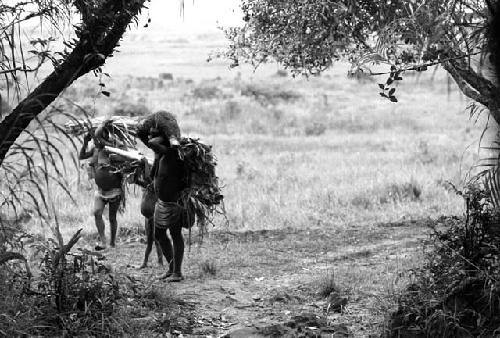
[0,66,38,75]
[52,229,82,269]
[0,0,147,165]
[443,60,500,125]
[448,57,497,95]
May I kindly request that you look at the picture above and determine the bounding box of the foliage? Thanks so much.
[113,102,152,118]
[0,1,72,94]
[223,0,500,116]
[381,180,422,203]
[315,270,339,299]
[240,83,301,105]
[385,182,500,337]
[178,137,225,234]
[0,103,86,247]
[193,84,223,99]
[0,231,123,337]
[199,259,217,276]
[304,121,327,136]
[37,236,121,336]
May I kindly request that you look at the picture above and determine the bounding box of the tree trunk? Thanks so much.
[0,46,95,164]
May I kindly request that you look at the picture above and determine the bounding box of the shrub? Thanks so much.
[223,100,242,120]
[199,259,217,276]
[385,183,500,337]
[192,85,221,99]
[241,83,301,105]
[350,195,374,209]
[274,69,288,77]
[304,121,327,136]
[315,270,338,298]
[380,180,422,203]
[113,102,151,117]
[159,72,174,80]
[0,231,122,337]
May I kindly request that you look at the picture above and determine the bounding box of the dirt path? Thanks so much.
[100,217,451,337]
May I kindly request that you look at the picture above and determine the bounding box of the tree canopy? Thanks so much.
[223,0,500,121]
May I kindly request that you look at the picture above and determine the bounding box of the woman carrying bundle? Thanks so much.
[137,111,193,282]
[79,121,125,250]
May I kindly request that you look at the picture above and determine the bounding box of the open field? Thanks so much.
[5,60,491,335]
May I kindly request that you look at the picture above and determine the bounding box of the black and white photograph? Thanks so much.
[1,0,499,336]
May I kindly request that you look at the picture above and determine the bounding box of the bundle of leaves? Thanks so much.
[178,137,224,234]
[65,116,139,148]
[385,183,500,337]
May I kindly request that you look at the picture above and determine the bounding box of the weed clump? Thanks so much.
[0,231,123,337]
[315,270,339,299]
[114,102,151,117]
[304,121,327,136]
[241,83,301,105]
[380,180,422,204]
[193,84,222,99]
[385,183,500,337]
[199,259,217,276]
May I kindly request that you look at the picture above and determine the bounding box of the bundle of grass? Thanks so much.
[65,115,140,148]
[385,182,500,337]
[178,137,224,234]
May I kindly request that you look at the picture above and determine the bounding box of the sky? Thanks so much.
[102,0,251,78]
[141,0,243,35]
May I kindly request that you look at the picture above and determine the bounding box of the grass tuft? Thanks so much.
[199,259,217,277]
[315,270,339,299]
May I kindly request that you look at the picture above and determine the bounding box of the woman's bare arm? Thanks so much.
[148,136,170,154]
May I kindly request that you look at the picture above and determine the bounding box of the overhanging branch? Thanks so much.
[443,60,500,125]
[443,61,490,106]
[448,58,497,95]
[0,0,147,165]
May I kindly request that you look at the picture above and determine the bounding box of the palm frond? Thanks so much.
[1,101,88,239]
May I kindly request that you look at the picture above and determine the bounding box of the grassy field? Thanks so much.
[5,62,491,335]
[41,64,481,238]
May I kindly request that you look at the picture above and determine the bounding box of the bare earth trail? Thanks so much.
[101,217,453,337]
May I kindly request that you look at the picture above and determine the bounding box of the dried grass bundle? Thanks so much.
[64,116,140,148]
[178,137,224,235]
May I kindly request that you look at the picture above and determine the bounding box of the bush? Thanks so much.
[274,69,288,77]
[0,231,122,337]
[223,100,242,120]
[315,270,338,298]
[114,102,151,117]
[192,85,221,99]
[304,121,327,136]
[385,183,500,337]
[241,83,301,105]
[380,180,422,203]
[199,259,217,276]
